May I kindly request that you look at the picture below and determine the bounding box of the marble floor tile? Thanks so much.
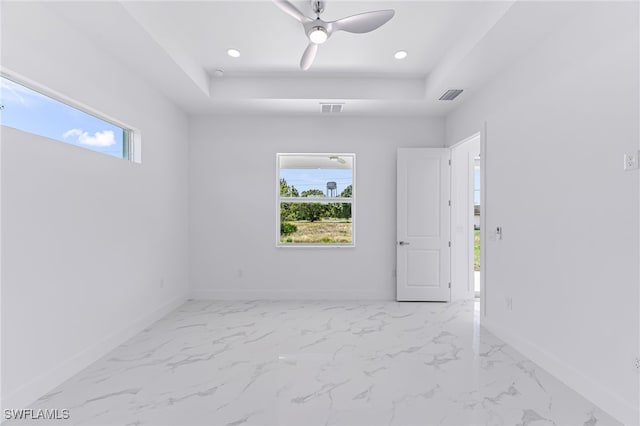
[9,299,620,425]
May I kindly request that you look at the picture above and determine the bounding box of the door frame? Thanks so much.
[480,123,487,319]
[449,126,488,319]
[450,133,480,301]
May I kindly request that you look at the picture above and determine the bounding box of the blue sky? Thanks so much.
[280,168,352,196]
[0,77,124,159]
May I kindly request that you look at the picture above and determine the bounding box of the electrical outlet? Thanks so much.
[634,357,640,371]
[506,297,513,311]
[623,152,639,171]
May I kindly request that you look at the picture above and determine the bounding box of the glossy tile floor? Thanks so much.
[15,299,619,425]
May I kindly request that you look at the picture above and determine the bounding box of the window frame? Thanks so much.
[1,71,140,162]
[276,152,356,248]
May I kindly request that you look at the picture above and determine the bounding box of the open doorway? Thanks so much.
[451,134,481,301]
[473,156,481,297]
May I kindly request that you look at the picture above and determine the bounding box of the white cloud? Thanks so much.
[63,128,116,147]
[62,129,82,139]
[1,78,48,107]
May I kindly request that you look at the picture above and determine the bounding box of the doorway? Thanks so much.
[473,156,481,297]
[451,134,481,301]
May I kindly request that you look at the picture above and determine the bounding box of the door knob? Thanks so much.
[398,241,410,246]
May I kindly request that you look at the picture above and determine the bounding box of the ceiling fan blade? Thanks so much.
[332,10,395,34]
[300,43,319,70]
[273,0,313,23]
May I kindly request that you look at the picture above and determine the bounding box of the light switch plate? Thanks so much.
[623,152,639,171]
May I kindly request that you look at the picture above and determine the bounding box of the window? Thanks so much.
[0,75,133,160]
[277,153,355,246]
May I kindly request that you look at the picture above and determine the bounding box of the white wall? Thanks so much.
[1,2,189,411]
[189,115,444,300]
[446,3,639,424]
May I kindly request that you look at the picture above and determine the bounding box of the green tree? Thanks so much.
[280,179,300,222]
[298,189,327,222]
[326,185,353,220]
[338,185,352,219]
[280,178,299,197]
[301,189,325,197]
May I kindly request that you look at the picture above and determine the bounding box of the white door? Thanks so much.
[397,148,451,302]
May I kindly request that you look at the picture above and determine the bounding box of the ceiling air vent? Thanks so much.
[439,89,464,101]
[320,103,344,114]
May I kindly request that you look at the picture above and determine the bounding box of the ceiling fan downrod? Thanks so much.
[312,1,325,16]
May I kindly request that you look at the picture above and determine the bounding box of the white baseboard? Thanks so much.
[1,296,187,415]
[191,288,391,301]
[482,317,639,426]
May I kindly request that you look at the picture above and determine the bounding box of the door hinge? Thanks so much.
[448,159,451,166]
[448,241,451,247]
[448,282,451,288]
[448,200,451,207]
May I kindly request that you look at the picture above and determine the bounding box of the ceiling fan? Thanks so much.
[273,0,395,71]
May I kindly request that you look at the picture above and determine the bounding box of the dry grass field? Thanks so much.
[280,220,352,244]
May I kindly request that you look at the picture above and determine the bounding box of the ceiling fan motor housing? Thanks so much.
[304,19,333,40]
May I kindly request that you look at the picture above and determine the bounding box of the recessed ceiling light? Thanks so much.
[227,48,240,58]
[394,50,408,60]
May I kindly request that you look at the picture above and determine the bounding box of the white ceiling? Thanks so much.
[122,1,487,75]
[46,1,585,116]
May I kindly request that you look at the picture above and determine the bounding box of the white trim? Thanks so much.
[448,149,453,302]
[277,244,355,249]
[449,131,481,150]
[481,317,636,425]
[279,197,353,203]
[0,297,186,413]
[191,289,388,301]
[449,132,481,301]
[276,152,356,247]
[0,77,3,416]
[480,123,487,319]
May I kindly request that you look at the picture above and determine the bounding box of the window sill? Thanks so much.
[276,243,356,249]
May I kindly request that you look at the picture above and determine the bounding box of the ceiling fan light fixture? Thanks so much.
[309,27,328,44]
[394,50,408,60]
[273,0,395,70]
[226,48,241,58]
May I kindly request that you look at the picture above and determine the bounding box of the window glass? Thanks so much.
[0,76,131,159]
[277,154,355,246]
